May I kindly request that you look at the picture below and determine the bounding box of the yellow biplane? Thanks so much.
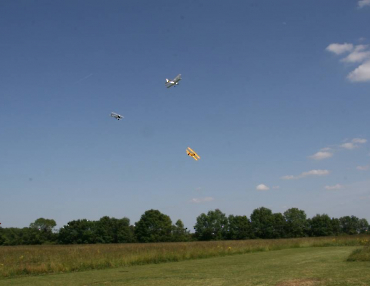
[186,147,200,161]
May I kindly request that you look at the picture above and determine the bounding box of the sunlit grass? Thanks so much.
[0,235,369,278]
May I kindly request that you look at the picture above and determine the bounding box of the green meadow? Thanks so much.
[0,235,369,285]
[1,246,370,286]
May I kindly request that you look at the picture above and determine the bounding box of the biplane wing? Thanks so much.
[186,147,200,160]
[110,112,124,120]
[165,74,181,88]
[174,74,181,82]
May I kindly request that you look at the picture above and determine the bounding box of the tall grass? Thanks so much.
[346,237,370,261]
[0,235,368,278]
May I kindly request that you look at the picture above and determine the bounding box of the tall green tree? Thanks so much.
[172,219,190,242]
[194,209,228,241]
[331,218,342,236]
[94,216,135,243]
[29,218,56,232]
[284,208,308,238]
[227,215,251,240]
[250,207,275,239]
[309,214,333,237]
[272,213,286,238]
[135,209,173,242]
[29,218,57,243]
[358,218,369,234]
[58,219,96,244]
[339,216,359,235]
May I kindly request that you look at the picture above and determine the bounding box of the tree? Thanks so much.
[194,209,228,241]
[94,216,134,243]
[358,218,369,234]
[331,218,342,236]
[339,216,359,235]
[284,208,308,238]
[250,207,275,239]
[309,214,333,237]
[29,218,57,243]
[272,213,286,238]
[58,219,96,244]
[135,209,173,243]
[227,215,251,240]
[30,218,56,232]
[115,218,136,243]
[172,219,190,242]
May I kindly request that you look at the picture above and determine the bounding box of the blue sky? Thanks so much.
[1,0,370,231]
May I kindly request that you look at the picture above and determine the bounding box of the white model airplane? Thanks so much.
[110,112,124,120]
[165,74,181,88]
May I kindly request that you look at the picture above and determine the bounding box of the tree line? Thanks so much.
[0,207,369,245]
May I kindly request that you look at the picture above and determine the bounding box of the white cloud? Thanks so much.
[325,184,344,190]
[326,42,370,83]
[341,45,370,63]
[348,60,370,82]
[326,43,354,55]
[282,169,330,180]
[256,184,270,191]
[340,142,357,150]
[301,169,330,177]
[190,197,214,203]
[281,175,295,180]
[320,147,332,151]
[309,151,333,160]
[352,138,367,144]
[358,0,370,8]
[357,165,369,171]
[340,139,367,149]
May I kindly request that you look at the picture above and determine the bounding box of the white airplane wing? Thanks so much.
[111,112,123,119]
[174,74,181,82]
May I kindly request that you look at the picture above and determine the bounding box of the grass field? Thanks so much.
[1,235,369,278]
[1,246,370,286]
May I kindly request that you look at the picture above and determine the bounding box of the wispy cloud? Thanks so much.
[358,0,370,8]
[341,138,367,149]
[282,169,330,180]
[281,175,295,180]
[325,184,344,190]
[256,184,270,191]
[357,165,369,171]
[309,138,366,162]
[76,73,93,83]
[320,147,332,151]
[309,151,333,160]
[272,186,280,189]
[326,42,370,82]
[340,142,357,150]
[352,138,367,144]
[190,197,214,204]
[341,45,370,63]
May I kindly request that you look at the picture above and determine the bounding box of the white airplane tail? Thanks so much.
[165,79,169,83]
